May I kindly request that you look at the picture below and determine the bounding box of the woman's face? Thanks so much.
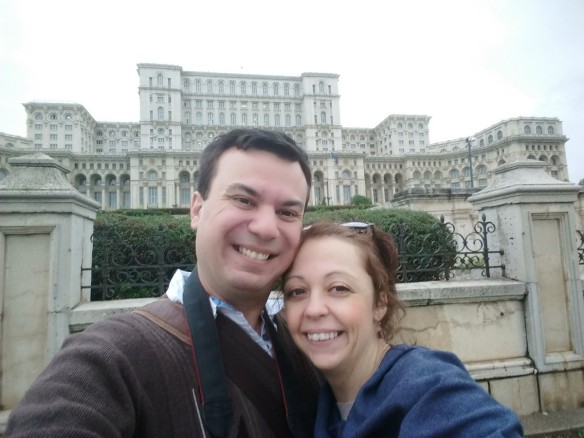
[283,236,386,380]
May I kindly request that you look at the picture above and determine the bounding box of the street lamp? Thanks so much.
[466,137,475,188]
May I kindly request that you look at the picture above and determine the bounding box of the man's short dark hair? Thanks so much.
[197,129,312,205]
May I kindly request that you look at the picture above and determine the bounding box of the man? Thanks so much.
[6,129,320,437]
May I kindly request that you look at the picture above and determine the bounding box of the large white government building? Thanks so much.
[0,63,570,209]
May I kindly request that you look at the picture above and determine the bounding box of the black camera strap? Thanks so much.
[183,269,232,438]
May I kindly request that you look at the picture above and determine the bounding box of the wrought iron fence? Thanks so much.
[392,213,504,282]
[83,214,507,300]
[82,224,195,301]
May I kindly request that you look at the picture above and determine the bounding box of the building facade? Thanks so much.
[0,63,570,209]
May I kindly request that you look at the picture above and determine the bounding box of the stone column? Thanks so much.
[0,153,100,410]
[468,160,584,411]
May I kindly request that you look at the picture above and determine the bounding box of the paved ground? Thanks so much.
[521,408,584,437]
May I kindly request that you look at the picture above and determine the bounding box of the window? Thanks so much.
[497,130,503,140]
[273,83,279,95]
[524,125,531,134]
[206,80,212,93]
[548,126,555,134]
[252,82,257,95]
[241,114,247,125]
[321,112,326,124]
[274,114,280,126]
[240,82,246,94]
[158,107,164,120]
[294,84,300,96]
[148,187,157,205]
[157,74,163,87]
[195,80,201,93]
[264,114,269,126]
[295,115,301,126]
[184,79,191,91]
[284,83,289,96]
[35,124,42,130]
[229,81,235,94]
[285,114,291,127]
[263,83,268,95]
[208,113,214,125]
[218,81,224,94]
[536,125,543,134]
[219,113,225,125]
[319,82,324,93]
[231,113,236,125]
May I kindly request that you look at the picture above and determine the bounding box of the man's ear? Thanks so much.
[190,192,203,230]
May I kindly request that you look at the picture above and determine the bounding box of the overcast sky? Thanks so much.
[1,0,583,183]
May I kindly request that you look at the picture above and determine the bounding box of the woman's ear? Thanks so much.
[374,293,389,323]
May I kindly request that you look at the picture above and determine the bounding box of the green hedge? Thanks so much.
[91,207,455,299]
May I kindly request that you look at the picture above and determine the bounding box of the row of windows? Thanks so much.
[182,112,304,127]
[183,100,301,112]
[34,124,73,131]
[183,79,301,97]
[33,112,73,121]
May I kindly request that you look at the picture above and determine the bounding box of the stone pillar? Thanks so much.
[0,153,100,410]
[468,160,584,411]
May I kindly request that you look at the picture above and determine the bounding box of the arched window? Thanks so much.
[183,79,191,91]
[550,155,559,165]
[320,112,326,124]
[418,123,424,129]
[423,171,432,181]
[284,83,289,96]
[218,81,224,94]
[275,114,280,126]
[536,125,543,134]
[157,74,163,86]
[34,112,43,120]
[195,80,201,93]
[206,80,212,94]
[208,113,214,125]
[524,125,531,134]
[263,83,268,95]
[413,170,422,180]
[488,135,493,144]
[180,172,190,183]
[294,84,300,96]
[548,126,555,134]
[230,113,236,125]
[157,107,164,120]
[434,171,442,180]
[147,170,158,181]
[219,113,225,125]
[251,82,257,95]
[196,112,202,125]
[342,170,351,180]
[229,81,235,94]
[285,114,291,127]
[450,169,460,179]
[319,82,324,93]
[497,130,503,140]
[477,165,488,175]
[479,139,484,147]
[264,114,269,126]
[273,82,279,95]
[240,82,246,95]
[463,167,471,177]
[295,115,301,126]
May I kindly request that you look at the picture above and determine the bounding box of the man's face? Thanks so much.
[190,148,309,312]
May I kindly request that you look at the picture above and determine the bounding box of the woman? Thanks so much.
[283,221,523,437]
